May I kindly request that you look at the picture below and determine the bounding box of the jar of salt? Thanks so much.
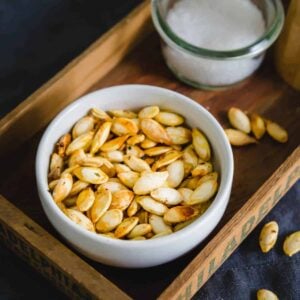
[152,0,284,90]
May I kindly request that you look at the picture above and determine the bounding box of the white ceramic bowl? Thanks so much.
[36,84,233,268]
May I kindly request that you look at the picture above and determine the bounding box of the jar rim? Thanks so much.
[151,0,285,60]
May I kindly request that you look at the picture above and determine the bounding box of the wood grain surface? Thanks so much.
[0,1,299,299]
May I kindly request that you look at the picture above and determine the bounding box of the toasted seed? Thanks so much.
[66,131,94,155]
[48,179,59,191]
[101,150,124,163]
[126,145,144,158]
[69,149,86,167]
[183,162,194,178]
[140,119,172,145]
[191,162,213,177]
[151,188,182,205]
[228,107,251,133]
[114,163,131,173]
[109,110,137,119]
[137,210,149,224]
[110,190,134,210]
[137,196,168,216]
[225,129,257,146]
[174,218,196,232]
[133,171,169,195]
[63,196,77,208]
[100,164,116,178]
[96,209,123,233]
[144,146,172,157]
[259,221,279,253]
[124,155,151,172]
[48,153,63,180]
[186,176,201,190]
[152,150,182,171]
[98,181,127,194]
[155,112,184,126]
[151,230,172,239]
[83,156,112,168]
[138,106,160,119]
[266,120,288,143]
[283,231,300,257]
[257,289,278,300]
[89,108,111,121]
[76,188,95,212]
[250,113,266,139]
[73,167,108,184]
[90,121,112,154]
[118,171,140,188]
[72,116,95,139]
[140,138,157,149]
[167,160,185,188]
[100,134,129,152]
[111,118,139,136]
[127,224,152,238]
[164,206,199,223]
[149,214,172,234]
[166,127,192,145]
[56,133,71,157]
[90,190,112,223]
[127,199,140,217]
[187,173,218,205]
[183,145,198,168]
[192,128,211,161]
[178,188,193,203]
[65,208,95,232]
[130,236,146,240]
[127,134,145,145]
[115,217,139,238]
[52,173,73,202]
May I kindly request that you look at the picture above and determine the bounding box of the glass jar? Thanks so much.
[151,0,284,90]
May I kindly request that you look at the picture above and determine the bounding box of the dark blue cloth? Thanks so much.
[0,1,299,299]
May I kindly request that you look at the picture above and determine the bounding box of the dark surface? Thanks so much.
[0,1,299,299]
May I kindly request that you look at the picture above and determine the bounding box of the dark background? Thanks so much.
[0,1,299,299]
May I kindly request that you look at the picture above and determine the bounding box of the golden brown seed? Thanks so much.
[90,121,112,154]
[82,156,112,168]
[149,214,172,234]
[114,163,131,173]
[96,209,123,233]
[138,106,160,119]
[98,181,127,194]
[89,108,111,121]
[100,134,129,152]
[100,164,116,178]
[127,199,140,217]
[166,127,192,145]
[127,134,145,145]
[259,221,279,253]
[126,145,144,158]
[152,150,182,171]
[118,171,140,188]
[109,110,137,119]
[144,146,172,157]
[76,187,95,212]
[110,190,134,210]
[137,196,168,216]
[124,155,151,172]
[115,217,139,238]
[90,190,112,223]
[140,138,157,149]
[140,118,172,145]
[111,118,139,136]
[127,224,152,238]
[283,231,300,257]
[133,171,169,195]
[266,120,288,143]
[73,167,108,184]
[101,150,124,163]
[183,145,198,168]
[65,208,95,232]
[56,133,71,157]
[257,289,278,300]
[154,112,184,126]
[225,129,257,146]
[68,149,86,167]
[164,206,199,223]
[191,162,213,177]
[151,188,182,205]
[250,113,266,139]
[52,173,73,202]
[48,153,63,180]
[178,188,193,203]
[66,131,94,155]
[228,107,251,133]
[167,160,185,188]
[72,116,95,139]
[192,128,211,161]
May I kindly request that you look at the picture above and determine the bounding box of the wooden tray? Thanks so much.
[0,2,299,299]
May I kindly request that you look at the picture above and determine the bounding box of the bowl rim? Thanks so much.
[36,84,234,249]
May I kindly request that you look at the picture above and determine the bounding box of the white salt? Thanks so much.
[163,0,266,87]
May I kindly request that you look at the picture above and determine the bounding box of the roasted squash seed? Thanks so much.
[257,289,278,300]
[259,221,279,253]
[283,231,300,257]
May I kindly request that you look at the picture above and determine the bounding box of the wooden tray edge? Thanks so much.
[159,146,300,300]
